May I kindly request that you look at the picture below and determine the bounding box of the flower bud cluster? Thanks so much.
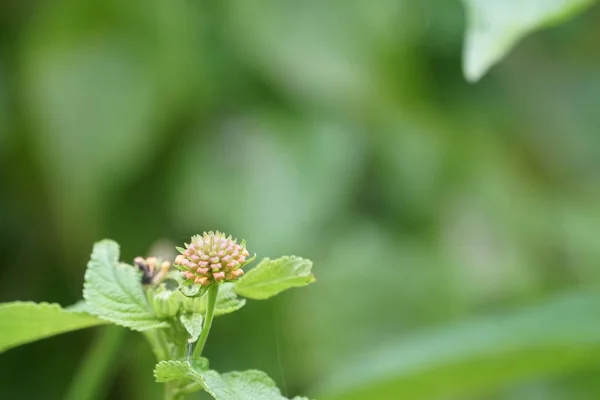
[174,232,251,286]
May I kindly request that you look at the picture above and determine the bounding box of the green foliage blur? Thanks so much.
[2,1,600,399]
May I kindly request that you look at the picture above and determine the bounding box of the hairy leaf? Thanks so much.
[83,240,169,331]
[462,0,596,81]
[179,283,206,298]
[65,300,94,314]
[154,359,209,383]
[318,288,600,400]
[182,283,246,317]
[155,361,309,399]
[203,369,311,400]
[213,283,247,316]
[180,313,203,342]
[234,256,315,300]
[0,302,106,353]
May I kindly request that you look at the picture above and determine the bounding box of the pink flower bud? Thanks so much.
[194,276,209,286]
[213,272,226,281]
[184,271,195,280]
[229,269,244,279]
[176,231,253,287]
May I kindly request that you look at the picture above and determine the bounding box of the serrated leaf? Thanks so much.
[462,0,596,82]
[150,287,182,318]
[155,360,195,383]
[179,283,206,298]
[83,240,169,331]
[234,256,315,300]
[213,283,246,316]
[154,359,209,383]
[65,300,94,314]
[202,369,309,400]
[182,283,246,317]
[180,313,203,341]
[0,302,106,353]
[155,361,309,399]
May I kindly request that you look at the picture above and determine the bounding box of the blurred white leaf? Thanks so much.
[462,0,596,81]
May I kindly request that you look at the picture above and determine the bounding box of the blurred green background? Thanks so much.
[2,1,600,399]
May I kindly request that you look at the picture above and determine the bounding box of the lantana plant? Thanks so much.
[0,232,315,399]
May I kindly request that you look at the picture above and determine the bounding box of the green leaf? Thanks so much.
[182,283,246,317]
[65,300,93,314]
[0,302,106,353]
[202,370,280,400]
[234,256,315,300]
[155,360,195,383]
[154,362,309,400]
[203,369,312,400]
[149,287,183,318]
[154,359,209,383]
[179,283,206,298]
[180,313,203,342]
[318,288,600,400]
[462,0,597,82]
[83,240,169,331]
[213,283,247,316]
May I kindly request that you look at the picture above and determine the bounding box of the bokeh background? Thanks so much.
[2,1,600,399]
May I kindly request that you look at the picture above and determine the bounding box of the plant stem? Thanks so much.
[143,329,170,361]
[64,326,126,400]
[171,382,203,399]
[192,284,218,358]
[164,382,175,400]
[156,329,171,360]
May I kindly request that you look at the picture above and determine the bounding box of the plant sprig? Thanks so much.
[0,232,315,400]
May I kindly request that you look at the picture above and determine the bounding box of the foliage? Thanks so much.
[83,240,170,331]
[319,288,600,399]
[0,238,315,400]
[234,256,315,300]
[2,1,600,400]
[0,302,106,353]
[155,361,310,400]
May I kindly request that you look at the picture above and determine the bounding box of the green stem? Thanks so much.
[172,382,203,398]
[64,326,126,400]
[164,382,175,400]
[192,284,218,358]
[156,329,171,360]
[143,329,170,361]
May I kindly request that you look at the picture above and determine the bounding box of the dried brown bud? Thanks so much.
[174,231,253,287]
[134,256,171,285]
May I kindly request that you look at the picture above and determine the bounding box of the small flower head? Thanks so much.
[134,256,171,285]
[174,231,253,287]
